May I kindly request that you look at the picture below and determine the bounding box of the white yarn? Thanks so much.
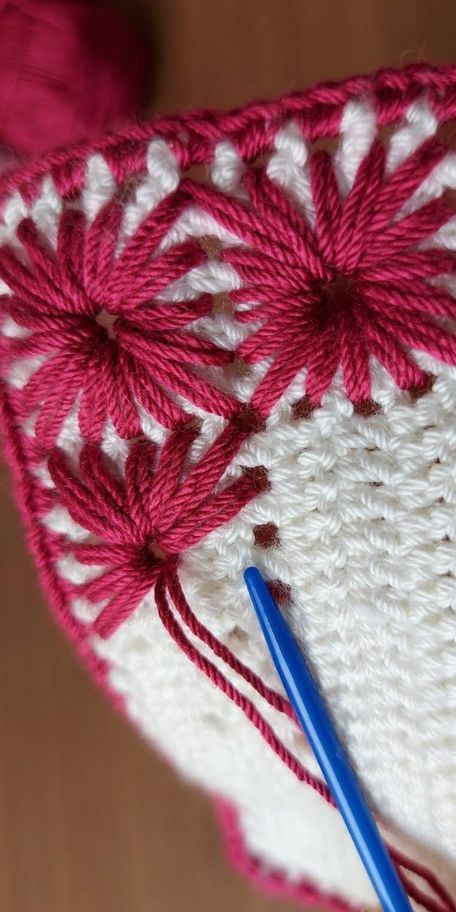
[212,141,245,193]
[266,123,316,226]
[162,204,241,250]
[335,101,377,195]
[1,96,456,906]
[0,190,28,246]
[386,99,437,173]
[82,153,116,222]
[8,354,46,390]
[1,315,26,337]
[44,505,90,542]
[118,139,180,247]
[402,151,456,220]
[30,175,62,248]
[159,259,240,301]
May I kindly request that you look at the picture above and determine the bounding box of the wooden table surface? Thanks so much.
[1,2,455,910]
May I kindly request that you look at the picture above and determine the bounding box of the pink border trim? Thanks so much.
[214,797,362,912]
[2,63,456,204]
[0,383,120,705]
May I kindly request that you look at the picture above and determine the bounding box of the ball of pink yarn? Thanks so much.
[0,0,147,157]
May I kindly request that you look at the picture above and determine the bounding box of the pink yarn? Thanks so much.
[0,0,147,157]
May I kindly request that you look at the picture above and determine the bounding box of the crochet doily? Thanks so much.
[0,64,455,911]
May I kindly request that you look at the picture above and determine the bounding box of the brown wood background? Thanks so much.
[1,2,455,910]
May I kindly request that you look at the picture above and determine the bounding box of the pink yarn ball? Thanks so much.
[0,0,147,157]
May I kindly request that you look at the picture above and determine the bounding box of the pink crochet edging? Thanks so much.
[0,383,119,704]
[2,62,456,204]
[214,797,362,912]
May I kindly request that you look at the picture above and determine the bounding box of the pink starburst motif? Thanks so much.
[48,422,268,639]
[184,138,456,416]
[0,191,239,445]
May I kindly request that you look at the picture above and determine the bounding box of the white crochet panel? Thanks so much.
[1,87,455,909]
[94,368,456,903]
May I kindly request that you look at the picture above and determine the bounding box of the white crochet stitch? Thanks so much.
[2,96,456,907]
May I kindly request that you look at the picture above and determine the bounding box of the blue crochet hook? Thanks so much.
[244,566,412,912]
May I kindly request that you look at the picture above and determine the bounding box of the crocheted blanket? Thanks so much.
[0,64,455,911]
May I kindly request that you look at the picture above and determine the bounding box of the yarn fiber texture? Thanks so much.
[0,0,147,156]
[0,64,455,911]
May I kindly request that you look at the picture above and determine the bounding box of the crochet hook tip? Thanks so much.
[243,566,413,912]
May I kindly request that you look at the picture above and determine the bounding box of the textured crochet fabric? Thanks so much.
[0,63,455,911]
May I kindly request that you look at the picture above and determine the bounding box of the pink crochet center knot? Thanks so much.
[316,273,357,320]
[47,421,270,639]
[0,193,241,446]
[177,133,456,417]
[94,309,119,340]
